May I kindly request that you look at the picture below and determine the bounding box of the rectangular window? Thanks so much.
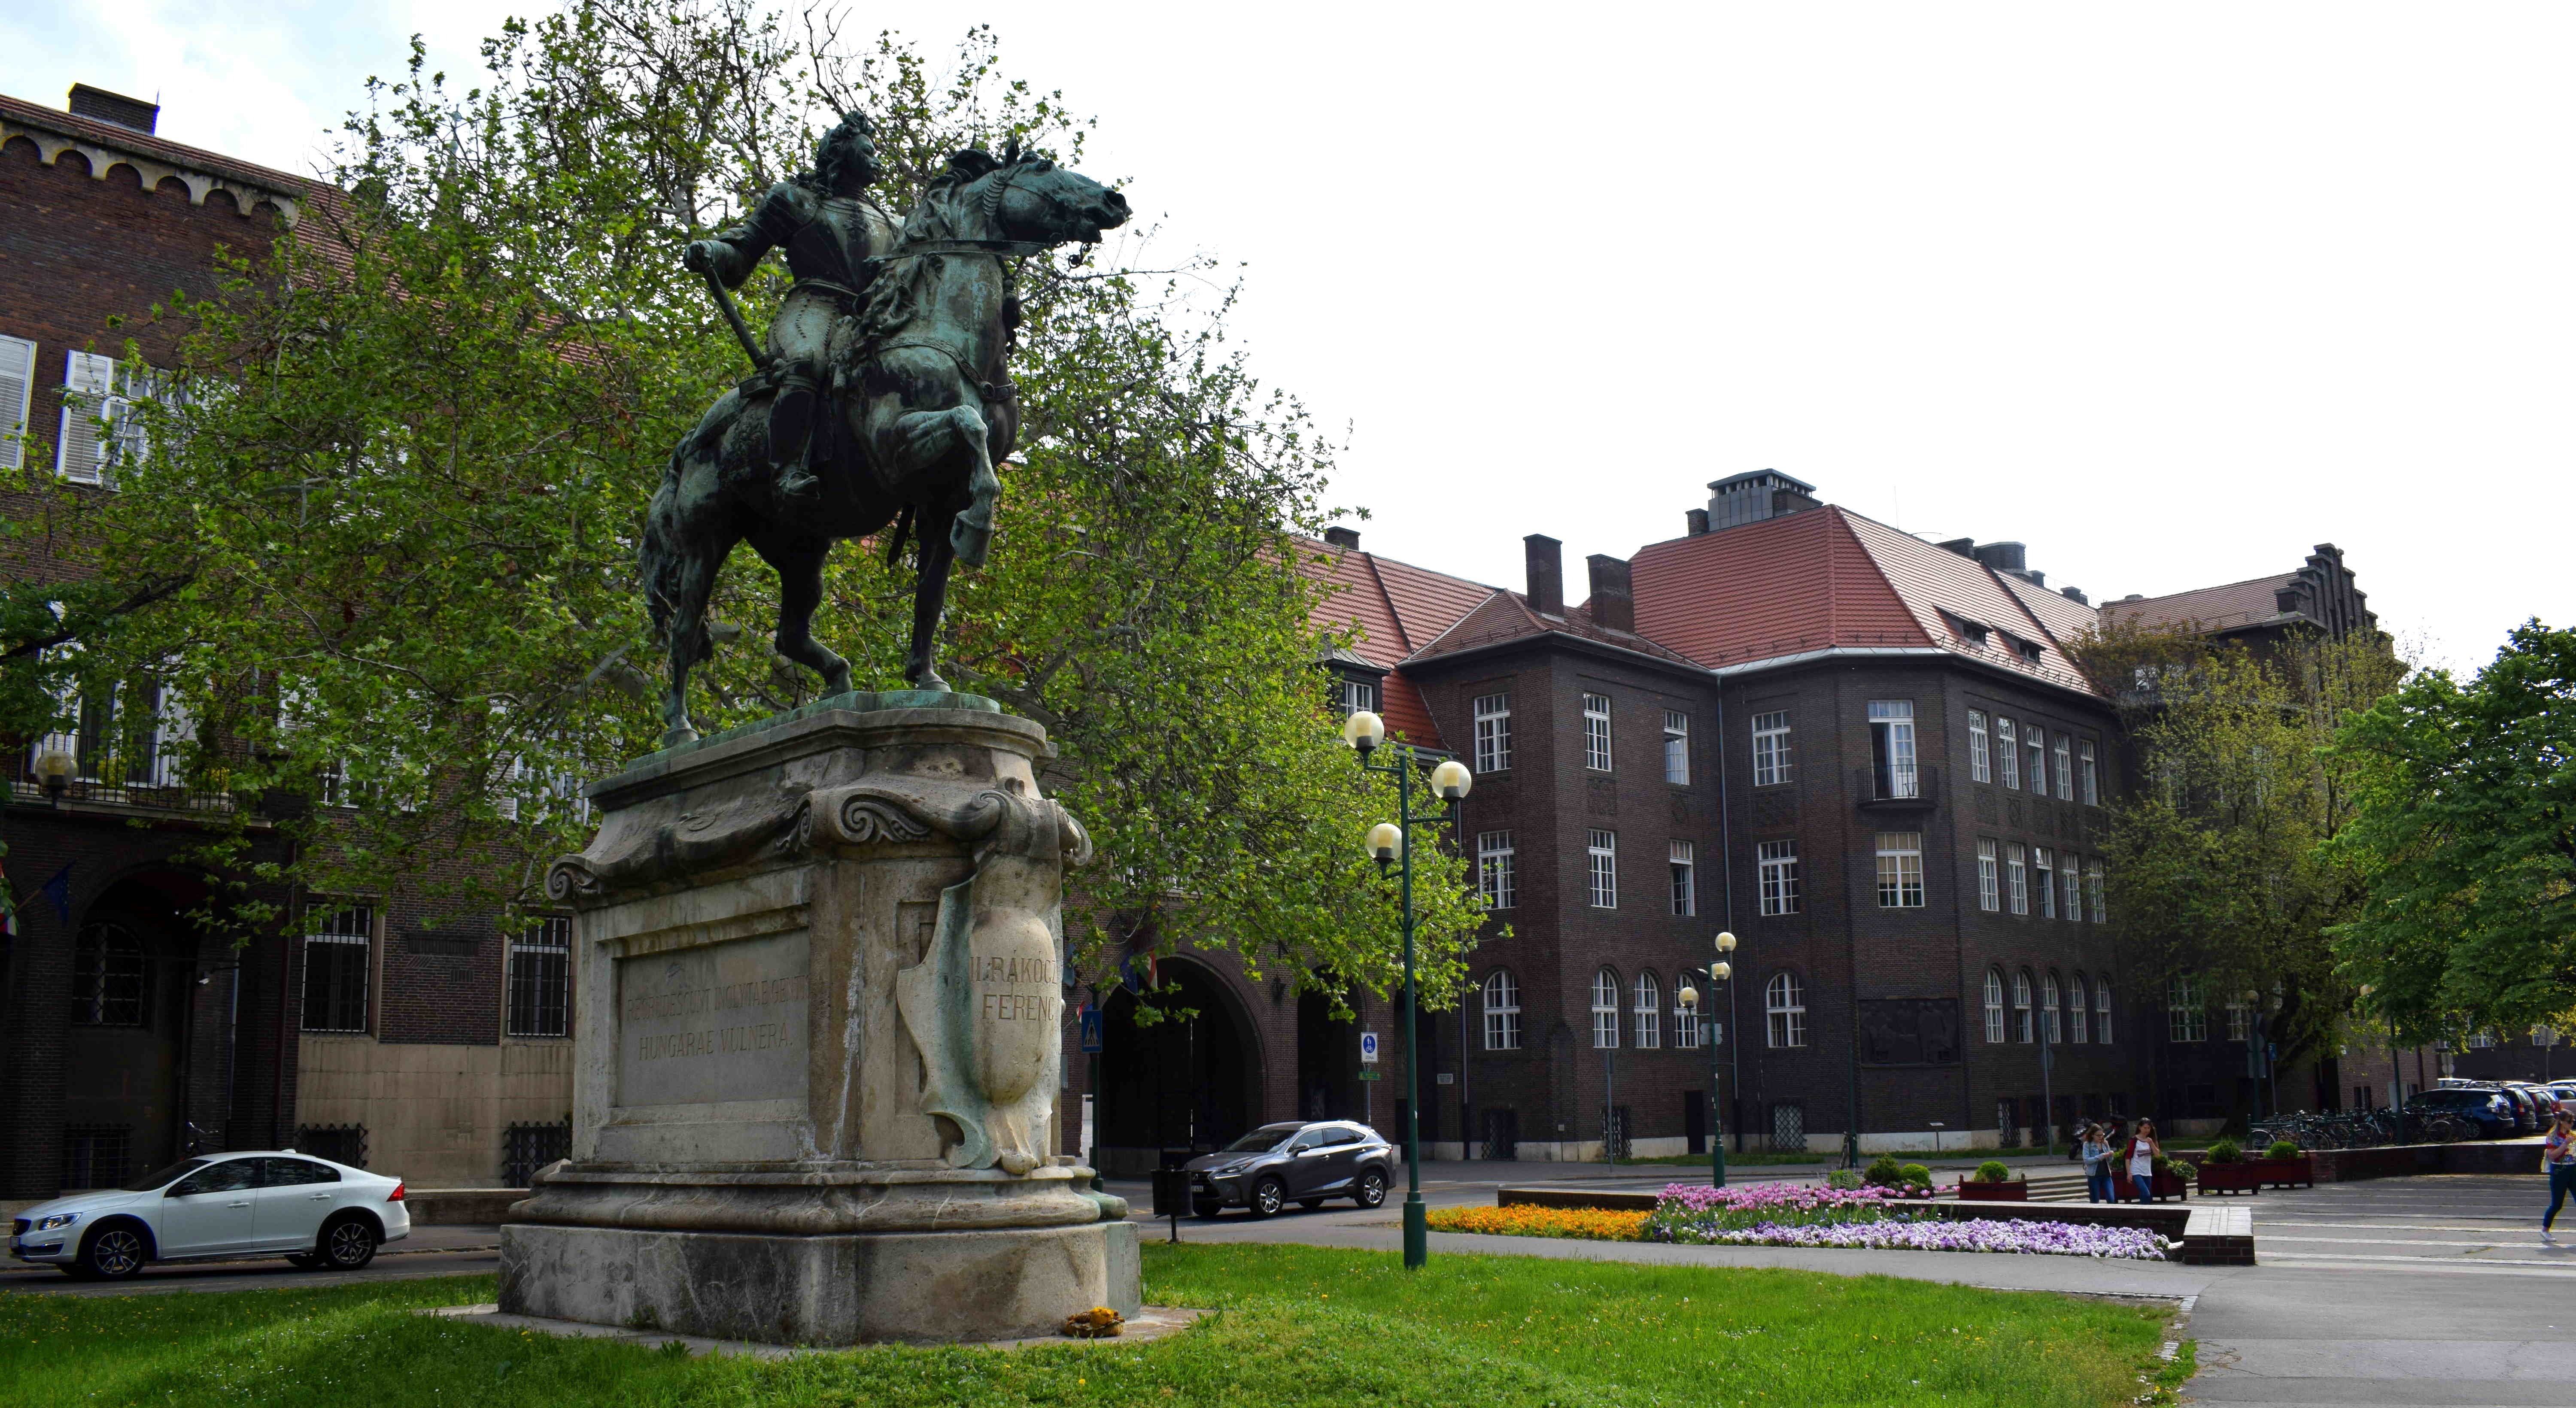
[1875,831,1925,907]
[2086,858,2106,922]
[2054,735,2074,800]
[1757,839,1800,915]
[1476,831,1517,910]
[2026,725,2048,797]
[301,903,373,1033]
[1751,710,1792,786]
[0,334,33,471]
[1968,709,1990,783]
[1662,710,1690,785]
[2168,978,2208,1043]
[1996,717,2020,789]
[1583,692,1613,772]
[1586,828,1618,908]
[506,916,572,1038]
[2063,864,2082,923]
[1668,839,1696,917]
[2080,741,2099,806]
[1473,692,1512,774]
[1868,700,1919,799]
[54,351,151,488]
[1977,839,1999,912]
[2006,843,2029,915]
[2035,848,2057,919]
[2227,1000,2252,1044]
[1339,676,1377,718]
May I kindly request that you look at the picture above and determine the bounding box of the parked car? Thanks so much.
[2542,1083,2576,1113]
[8,1151,408,1280]
[2508,1083,2567,1123]
[2495,1085,2545,1134]
[1184,1121,1393,1218]
[2405,1088,2517,1139]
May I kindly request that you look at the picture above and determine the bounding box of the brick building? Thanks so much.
[0,85,574,1200]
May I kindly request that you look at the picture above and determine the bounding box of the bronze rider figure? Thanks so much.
[682,112,900,509]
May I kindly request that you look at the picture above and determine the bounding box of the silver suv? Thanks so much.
[1183,1121,1393,1218]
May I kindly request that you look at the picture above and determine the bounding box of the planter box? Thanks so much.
[1956,1180,2028,1202]
[2196,1162,2263,1196]
[2111,1171,2190,1203]
[2252,1156,2313,1190]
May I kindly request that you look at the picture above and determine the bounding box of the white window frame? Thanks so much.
[1633,971,1662,1049]
[1586,828,1618,908]
[2006,843,2029,915]
[1976,839,1999,912]
[0,334,34,471]
[1668,839,1695,916]
[1473,692,1512,774]
[1678,980,1703,1049]
[1339,675,1378,718]
[1757,839,1799,916]
[2069,972,2090,1044]
[1662,710,1690,785]
[301,902,374,1034]
[2013,970,2035,1043]
[1476,831,1517,910]
[2026,725,2048,797]
[1583,692,1613,772]
[1751,710,1792,786]
[1984,969,2007,1044]
[2096,978,2114,1044]
[2080,741,2099,806]
[1996,717,2020,789]
[1868,699,1919,799]
[2043,972,2063,1043]
[1482,969,1523,1051]
[1968,709,1990,783]
[2227,998,2252,1044]
[2086,858,2107,922]
[2168,977,2207,1043]
[1592,968,1621,1049]
[2063,863,2083,923]
[2054,735,2074,800]
[1765,972,1807,1049]
[1875,830,1925,908]
[2035,848,2057,919]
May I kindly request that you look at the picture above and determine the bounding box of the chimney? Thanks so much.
[1936,537,1977,558]
[69,84,158,134]
[1685,507,1710,536]
[1585,554,1634,633]
[1524,534,1564,617]
[2060,585,2090,606]
[1971,541,2026,574]
[2021,568,2047,588]
[1322,525,1360,550]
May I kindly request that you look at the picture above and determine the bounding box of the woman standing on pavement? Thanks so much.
[2543,1107,2574,1244]
[2122,1118,2162,1204]
[2079,1123,2114,1203]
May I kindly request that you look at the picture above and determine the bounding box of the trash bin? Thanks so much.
[1150,1167,1191,1217]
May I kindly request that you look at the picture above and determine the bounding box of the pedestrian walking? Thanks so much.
[2543,1108,2575,1244]
[2122,1119,2162,1205]
[2078,1123,2114,1203]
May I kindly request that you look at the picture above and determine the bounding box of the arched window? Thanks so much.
[2095,978,2114,1044]
[1633,971,1662,1049]
[70,921,149,1027]
[2012,969,2035,1043]
[1676,971,1703,1049]
[1591,968,1620,1049]
[1765,972,1807,1048]
[2068,971,2090,1044]
[2043,972,2063,1044]
[1983,969,2007,1044]
[1482,970,1522,1051]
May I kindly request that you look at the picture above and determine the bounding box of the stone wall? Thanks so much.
[295,1035,573,1186]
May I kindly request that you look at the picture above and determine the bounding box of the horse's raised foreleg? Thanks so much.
[878,404,999,569]
[905,508,958,692]
[754,537,854,698]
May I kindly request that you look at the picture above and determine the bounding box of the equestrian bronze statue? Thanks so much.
[641,116,1129,746]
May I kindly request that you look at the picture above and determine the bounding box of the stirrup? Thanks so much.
[775,467,822,507]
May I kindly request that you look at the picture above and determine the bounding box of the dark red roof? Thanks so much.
[1302,539,1499,747]
[2098,574,2300,634]
[1407,588,1703,668]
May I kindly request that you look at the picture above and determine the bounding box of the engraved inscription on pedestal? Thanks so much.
[614,929,811,1109]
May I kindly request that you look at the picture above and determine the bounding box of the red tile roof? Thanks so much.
[1998,570,2103,646]
[1629,507,2105,698]
[2097,574,2300,634]
[1302,539,1500,747]
[1408,588,1704,668]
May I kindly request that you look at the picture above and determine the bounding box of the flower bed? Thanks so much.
[1663,1216,2166,1259]
[1423,1205,1651,1241]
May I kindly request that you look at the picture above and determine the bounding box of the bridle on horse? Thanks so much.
[858,163,1085,403]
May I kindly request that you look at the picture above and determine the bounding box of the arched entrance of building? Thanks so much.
[1097,956,1258,1171]
[61,873,213,1189]
[1297,989,1363,1124]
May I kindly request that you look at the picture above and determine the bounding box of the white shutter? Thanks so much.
[56,351,114,485]
[0,336,33,470]
[495,756,525,820]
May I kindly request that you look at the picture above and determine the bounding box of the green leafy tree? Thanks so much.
[2324,621,2576,1041]
[2072,620,2406,1106]
[30,3,1482,1006]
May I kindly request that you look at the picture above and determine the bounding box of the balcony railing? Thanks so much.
[19,735,240,814]
[1854,763,1941,809]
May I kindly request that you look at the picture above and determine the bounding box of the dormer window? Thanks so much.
[1941,610,1990,647]
[1337,675,1378,718]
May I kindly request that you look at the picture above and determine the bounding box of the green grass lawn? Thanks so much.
[0,1244,2175,1408]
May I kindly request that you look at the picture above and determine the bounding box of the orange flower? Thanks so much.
[1425,1205,1649,1241]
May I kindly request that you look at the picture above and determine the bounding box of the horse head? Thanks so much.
[930,146,1130,248]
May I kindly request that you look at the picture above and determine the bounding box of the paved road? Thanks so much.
[0,1223,499,1298]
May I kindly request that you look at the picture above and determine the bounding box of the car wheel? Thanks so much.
[1354,1169,1388,1209]
[319,1214,379,1270]
[1192,1199,1223,1219]
[79,1224,149,1280]
[1247,1177,1285,1219]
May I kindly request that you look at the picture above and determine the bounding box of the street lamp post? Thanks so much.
[1677,930,1738,1188]
[1344,708,1470,1271]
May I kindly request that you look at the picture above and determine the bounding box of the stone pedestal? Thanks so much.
[499,691,1136,1346]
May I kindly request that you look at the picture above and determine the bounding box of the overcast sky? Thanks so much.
[12,3,2569,671]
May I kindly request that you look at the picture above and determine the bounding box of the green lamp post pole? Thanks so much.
[1345,708,1472,1271]
[1678,930,1737,1188]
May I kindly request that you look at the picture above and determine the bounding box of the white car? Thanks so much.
[9,1151,410,1280]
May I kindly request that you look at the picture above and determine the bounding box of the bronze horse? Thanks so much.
[641,149,1129,746]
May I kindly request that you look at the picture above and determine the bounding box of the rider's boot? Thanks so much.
[768,375,823,510]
